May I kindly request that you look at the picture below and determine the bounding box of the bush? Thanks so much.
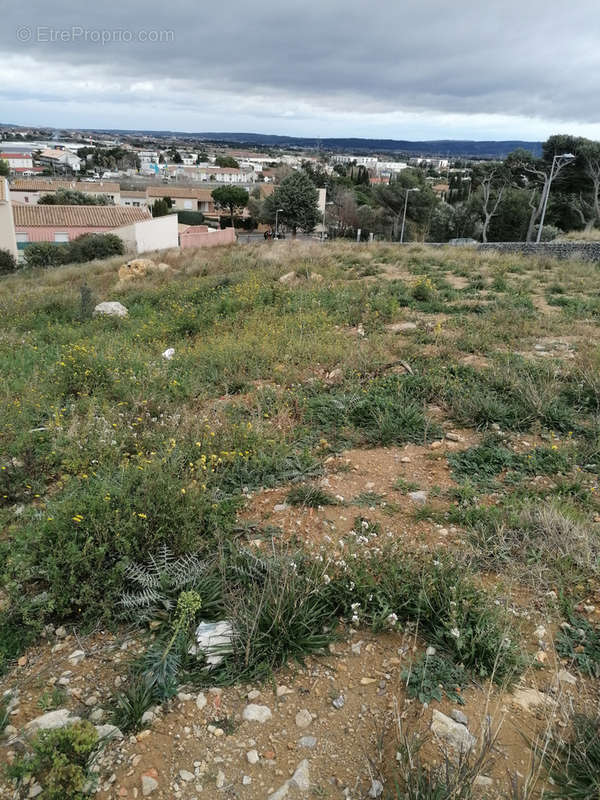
[67,233,124,263]
[6,721,99,800]
[0,248,17,275]
[177,210,204,226]
[546,714,600,800]
[23,234,124,269]
[24,241,67,268]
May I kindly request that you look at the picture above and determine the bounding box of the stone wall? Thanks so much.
[477,242,600,261]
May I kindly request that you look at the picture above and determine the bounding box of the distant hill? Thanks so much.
[0,122,542,158]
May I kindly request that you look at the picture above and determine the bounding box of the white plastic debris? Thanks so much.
[190,620,233,668]
[162,348,175,360]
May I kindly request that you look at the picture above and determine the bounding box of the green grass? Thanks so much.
[286,484,338,507]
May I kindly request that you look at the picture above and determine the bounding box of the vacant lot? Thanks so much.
[1,241,599,799]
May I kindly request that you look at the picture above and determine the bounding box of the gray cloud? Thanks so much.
[1,0,599,136]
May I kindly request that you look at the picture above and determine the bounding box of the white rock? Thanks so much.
[510,688,557,712]
[55,626,67,639]
[26,709,80,731]
[279,271,297,285]
[247,689,261,700]
[408,490,428,505]
[557,669,577,686]
[534,625,547,639]
[68,649,85,665]
[179,770,194,782]
[243,775,252,785]
[450,709,468,726]
[431,710,476,753]
[141,774,159,796]
[191,620,233,668]
[268,784,290,800]
[290,759,310,792]
[369,779,384,798]
[298,736,317,749]
[295,709,312,728]
[247,749,260,764]
[89,708,105,722]
[274,503,288,512]
[242,704,272,723]
[28,784,43,798]
[276,685,293,697]
[141,710,155,726]
[216,770,226,789]
[162,348,175,360]
[474,776,494,787]
[93,301,128,318]
[196,692,207,710]
[95,724,123,740]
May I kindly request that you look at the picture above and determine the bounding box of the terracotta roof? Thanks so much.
[146,186,214,200]
[120,190,147,198]
[0,153,32,159]
[11,179,120,193]
[13,204,151,228]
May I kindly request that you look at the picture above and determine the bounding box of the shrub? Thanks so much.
[556,612,600,677]
[0,248,16,275]
[6,721,99,800]
[286,484,338,507]
[402,653,468,705]
[177,210,204,226]
[66,233,124,263]
[24,241,67,268]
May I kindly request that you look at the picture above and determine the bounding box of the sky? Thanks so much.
[1,0,600,141]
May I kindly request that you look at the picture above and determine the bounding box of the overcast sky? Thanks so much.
[1,0,599,141]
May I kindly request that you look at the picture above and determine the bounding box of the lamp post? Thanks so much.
[536,153,576,243]
[400,187,419,243]
[274,208,284,239]
[322,201,333,241]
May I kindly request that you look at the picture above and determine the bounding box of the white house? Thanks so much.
[37,148,81,172]
[0,152,33,170]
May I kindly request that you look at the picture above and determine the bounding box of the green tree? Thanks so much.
[215,155,239,169]
[38,189,113,206]
[0,248,17,275]
[265,171,319,236]
[151,198,170,217]
[211,186,249,228]
[0,158,9,178]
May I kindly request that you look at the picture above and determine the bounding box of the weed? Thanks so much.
[402,653,468,705]
[6,720,100,800]
[556,612,600,677]
[393,478,421,493]
[353,491,386,507]
[286,484,338,508]
[546,714,600,800]
[38,687,68,712]
[110,675,156,733]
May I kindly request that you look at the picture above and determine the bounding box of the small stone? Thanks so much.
[276,685,293,697]
[426,646,436,656]
[445,432,463,442]
[273,504,288,512]
[28,784,43,798]
[18,656,27,667]
[430,441,443,450]
[195,692,207,710]
[534,625,547,640]
[95,724,123,740]
[247,689,261,700]
[289,759,310,792]
[89,708,105,723]
[243,775,252,785]
[68,649,85,665]
[55,626,67,639]
[84,695,99,707]
[141,773,159,796]
[400,456,411,463]
[408,490,428,505]
[216,770,225,789]
[295,709,312,728]
[474,776,494,788]
[369,779,384,798]
[360,677,377,685]
[3,724,18,738]
[450,709,469,726]
[247,749,260,765]
[298,736,317,749]
[431,710,476,753]
[177,692,193,702]
[179,770,194,782]
[557,669,577,686]
[242,704,272,723]
[332,694,345,709]
[141,711,155,726]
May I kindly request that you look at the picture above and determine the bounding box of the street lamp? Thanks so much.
[322,201,334,241]
[536,153,576,243]
[400,187,420,243]
[275,208,284,239]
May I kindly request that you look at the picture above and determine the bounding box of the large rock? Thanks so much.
[511,687,557,712]
[95,724,123,740]
[268,760,311,799]
[118,258,157,282]
[26,709,81,731]
[93,301,128,318]
[430,710,476,753]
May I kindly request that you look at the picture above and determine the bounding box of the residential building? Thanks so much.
[113,213,179,254]
[37,148,82,172]
[13,204,151,256]
[146,186,215,214]
[9,179,121,204]
[0,179,17,258]
[119,190,149,208]
[0,152,33,170]
[164,165,256,184]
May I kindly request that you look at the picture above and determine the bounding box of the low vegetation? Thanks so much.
[2,240,600,796]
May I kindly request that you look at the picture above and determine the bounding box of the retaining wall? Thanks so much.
[476,242,600,261]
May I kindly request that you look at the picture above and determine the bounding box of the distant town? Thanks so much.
[0,123,597,269]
